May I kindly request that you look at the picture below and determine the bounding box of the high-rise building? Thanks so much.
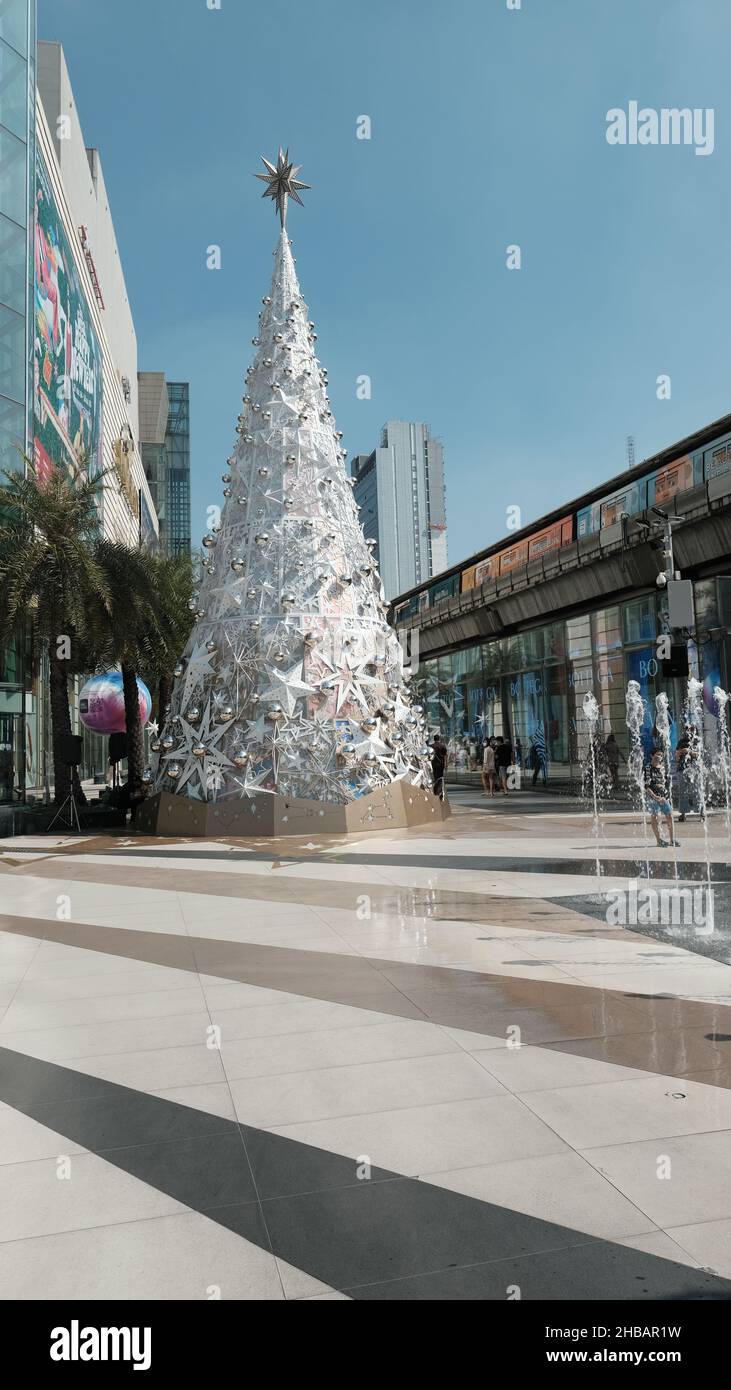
[138,374,191,555]
[351,421,448,600]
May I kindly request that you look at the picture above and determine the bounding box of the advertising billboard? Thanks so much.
[33,149,103,483]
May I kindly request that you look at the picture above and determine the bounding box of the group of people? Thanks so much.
[430,730,548,799]
[480,736,514,797]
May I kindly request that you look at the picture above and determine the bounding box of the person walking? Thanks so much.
[676,723,704,822]
[496,736,512,795]
[645,749,680,847]
[482,738,496,796]
[431,734,447,800]
[604,733,625,794]
[529,732,547,787]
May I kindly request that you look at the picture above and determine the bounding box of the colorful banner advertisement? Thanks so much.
[33,149,103,483]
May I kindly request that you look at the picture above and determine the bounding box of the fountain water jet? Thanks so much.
[582,691,603,887]
[713,685,731,846]
[626,679,651,869]
[655,692,679,881]
[685,676,714,934]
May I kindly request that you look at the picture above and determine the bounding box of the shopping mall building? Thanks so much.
[390,414,731,786]
[0,9,161,805]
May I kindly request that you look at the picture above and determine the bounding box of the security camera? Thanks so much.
[656,572,668,587]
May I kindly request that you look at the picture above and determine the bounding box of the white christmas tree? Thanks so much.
[150,151,432,812]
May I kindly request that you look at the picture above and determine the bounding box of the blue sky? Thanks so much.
[39,0,731,573]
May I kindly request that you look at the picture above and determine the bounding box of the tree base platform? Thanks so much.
[135,783,449,837]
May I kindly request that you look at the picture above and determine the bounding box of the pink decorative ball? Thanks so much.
[78,672,151,735]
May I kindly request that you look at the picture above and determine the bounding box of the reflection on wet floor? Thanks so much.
[551,887,731,966]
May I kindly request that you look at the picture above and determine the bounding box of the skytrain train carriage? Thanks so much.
[462,516,573,589]
[392,419,731,622]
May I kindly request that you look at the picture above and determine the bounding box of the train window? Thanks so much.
[706,440,731,479]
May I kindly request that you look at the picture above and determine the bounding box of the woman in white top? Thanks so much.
[482,740,496,797]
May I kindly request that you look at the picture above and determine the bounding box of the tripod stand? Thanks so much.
[48,764,83,833]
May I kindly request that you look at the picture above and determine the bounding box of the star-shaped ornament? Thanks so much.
[255,148,310,228]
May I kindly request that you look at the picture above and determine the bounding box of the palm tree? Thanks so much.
[94,541,166,800]
[143,550,195,725]
[0,464,110,805]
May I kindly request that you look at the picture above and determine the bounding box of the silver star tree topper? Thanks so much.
[255,148,310,228]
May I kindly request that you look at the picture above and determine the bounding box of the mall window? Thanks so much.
[623,595,657,645]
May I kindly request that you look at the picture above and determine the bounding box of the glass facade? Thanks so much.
[165,382,190,555]
[0,0,33,476]
[142,381,190,557]
[0,0,35,805]
[413,583,731,785]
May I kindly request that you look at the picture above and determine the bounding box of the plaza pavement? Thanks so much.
[1,791,731,1301]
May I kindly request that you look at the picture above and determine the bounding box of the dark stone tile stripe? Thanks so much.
[0,1048,727,1301]
[1,911,730,1086]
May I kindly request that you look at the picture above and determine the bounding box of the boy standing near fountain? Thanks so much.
[645,749,680,848]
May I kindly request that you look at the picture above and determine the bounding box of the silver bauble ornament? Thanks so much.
[192,742,207,760]
[231,558,246,574]
[254,533,269,547]
[266,704,285,721]
[281,593,296,609]
[201,534,217,549]
[150,738,161,753]
[167,762,182,780]
[162,734,175,751]
[216,705,234,724]
[187,706,201,724]
[205,640,217,654]
[232,749,249,769]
